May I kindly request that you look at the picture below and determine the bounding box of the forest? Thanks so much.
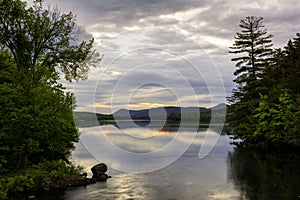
[228,16,300,148]
[0,0,98,198]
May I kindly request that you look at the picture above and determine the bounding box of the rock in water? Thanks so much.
[91,163,111,182]
[91,163,107,175]
[92,174,110,182]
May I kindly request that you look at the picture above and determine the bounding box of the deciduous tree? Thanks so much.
[0,0,100,171]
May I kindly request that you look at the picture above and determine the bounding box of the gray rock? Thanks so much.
[91,163,111,182]
[91,163,107,176]
[92,174,111,182]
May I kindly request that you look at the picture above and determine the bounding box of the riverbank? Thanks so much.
[0,160,101,199]
[0,161,112,199]
[1,175,96,199]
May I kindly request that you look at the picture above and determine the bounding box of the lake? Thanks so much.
[12,123,300,199]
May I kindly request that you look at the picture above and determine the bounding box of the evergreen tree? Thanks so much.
[253,34,300,147]
[229,16,273,101]
[280,33,300,94]
[228,16,274,142]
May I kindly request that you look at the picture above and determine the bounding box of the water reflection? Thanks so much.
[67,129,240,200]
[12,122,300,199]
[76,122,224,172]
[13,124,246,199]
[227,147,300,200]
[73,124,226,172]
[64,173,151,200]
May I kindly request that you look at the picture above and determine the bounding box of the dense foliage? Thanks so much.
[0,0,98,174]
[228,16,300,147]
[0,160,83,199]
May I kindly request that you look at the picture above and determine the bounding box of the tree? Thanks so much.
[280,33,300,94]
[0,50,18,172]
[229,16,273,101]
[253,34,300,147]
[253,91,299,146]
[0,0,100,171]
[228,16,274,142]
[0,0,100,83]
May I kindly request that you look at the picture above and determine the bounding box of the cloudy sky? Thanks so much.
[38,0,300,113]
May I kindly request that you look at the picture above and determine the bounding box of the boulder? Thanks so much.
[91,163,107,175]
[91,163,111,182]
[92,173,111,182]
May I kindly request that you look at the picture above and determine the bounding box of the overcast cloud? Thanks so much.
[34,0,300,113]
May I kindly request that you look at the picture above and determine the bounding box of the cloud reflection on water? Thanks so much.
[73,124,223,173]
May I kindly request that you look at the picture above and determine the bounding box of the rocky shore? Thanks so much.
[6,163,111,199]
[44,163,111,190]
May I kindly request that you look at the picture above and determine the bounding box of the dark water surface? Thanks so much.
[11,124,300,199]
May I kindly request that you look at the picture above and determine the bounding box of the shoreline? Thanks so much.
[1,163,110,199]
[2,173,97,199]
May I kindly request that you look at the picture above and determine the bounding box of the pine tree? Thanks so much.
[255,33,300,147]
[228,16,274,142]
[229,16,273,101]
[281,33,300,94]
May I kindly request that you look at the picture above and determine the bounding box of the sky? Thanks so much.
[33,0,300,113]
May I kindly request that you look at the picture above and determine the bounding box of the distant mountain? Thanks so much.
[210,103,227,110]
[74,103,227,127]
[74,103,227,121]
[113,104,226,120]
[73,112,114,127]
[114,108,149,117]
[114,107,203,116]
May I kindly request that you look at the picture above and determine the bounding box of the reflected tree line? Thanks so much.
[227,147,300,199]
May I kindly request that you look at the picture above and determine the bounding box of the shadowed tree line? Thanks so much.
[228,16,300,148]
[0,0,100,172]
[0,0,100,197]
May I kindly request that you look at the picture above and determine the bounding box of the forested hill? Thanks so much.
[113,103,226,119]
[74,103,227,127]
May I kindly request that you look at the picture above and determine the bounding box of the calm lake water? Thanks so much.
[12,123,300,200]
